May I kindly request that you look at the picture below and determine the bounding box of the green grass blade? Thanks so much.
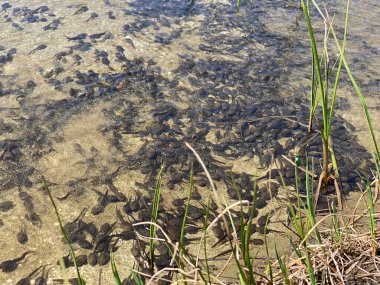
[263,210,273,282]
[180,162,194,254]
[131,270,145,285]
[301,0,328,140]
[367,181,376,249]
[305,159,321,243]
[58,258,70,285]
[202,193,212,283]
[275,245,290,285]
[308,52,318,133]
[42,176,84,285]
[236,0,241,12]
[327,1,348,137]
[327,1,380,169]
[288,199,304,240]
[111,253,122,285]
[149,164,164,269]
[294,163,303,228]
[290,239,316,285]
[243,179,257,283]
[225,205,249,284]
[278,167,304,239]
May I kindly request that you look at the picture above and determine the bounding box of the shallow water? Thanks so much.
[0,0,379,283]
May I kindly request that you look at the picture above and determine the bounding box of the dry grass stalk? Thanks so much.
[267,230,380,284]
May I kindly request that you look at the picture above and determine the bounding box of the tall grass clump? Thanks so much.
[301,0,347,211]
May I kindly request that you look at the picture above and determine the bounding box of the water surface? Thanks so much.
[0,0,379,283]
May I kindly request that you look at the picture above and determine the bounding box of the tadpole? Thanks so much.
[73,6,88,15]
[34,264,50,285]
[115,207,132,231]
[17,223,28,244]
[106,180,127,202]
[29,44,47,54]
[91,189,109,215]
[0,251,33,273]
[16,265,44,285]
[63,208,87,234]
[85,12,98,22]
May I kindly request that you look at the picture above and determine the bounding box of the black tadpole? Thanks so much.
[0,251,33,273]
[17,223,28,244]
[16,265,45,285]
[115,45,124,53]
[89,32,106,40]
[73,6,88,15]
[101,57,115,70]
[29,44,47,54]
[34,264,49,285]
[66,33,87,41]
[91,189,109,215]
[106,11,116,19]
[125,38,135,49]
[115,207,133,231]
[106,180,126,202]
[1,3,12,12]
[43,18,63,31]
[85,12,98,22]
